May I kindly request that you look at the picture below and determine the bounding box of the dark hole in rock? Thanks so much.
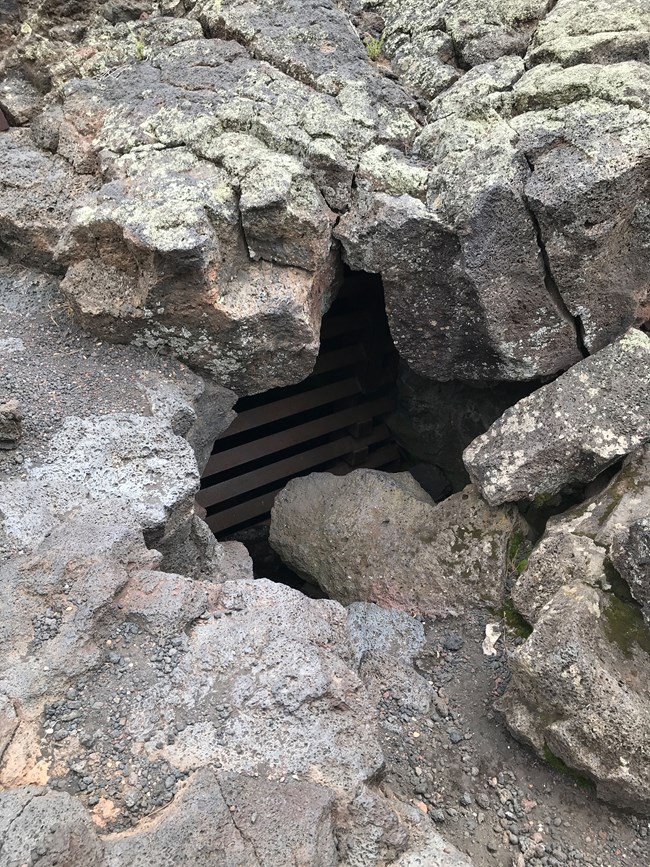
[198,268,544,591]
[199,269,408,590]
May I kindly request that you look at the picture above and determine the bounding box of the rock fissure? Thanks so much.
[522,154,589,360]
[214,775,264,867]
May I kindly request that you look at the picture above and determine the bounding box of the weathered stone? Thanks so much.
[335,57,585,382]
[0,693,17,763]
[56,145,338,393]
[347,602,433,713]
[115,569,209,637]
[512,529,607,625]
[499,582,650,813]
[508,72,650,352]
[127,578,384,790]
[0,412,199,550]
[0,70,43,125]
[0,786,106,866]
[513,445,650,624]
[270,469,524,616]
[379,0,550,69]
[0,129,94,271]
[0,399,22,449]
[105,769,259,867]
[214,774,338,867]
[464,329,650,505]
[526,0,650,67]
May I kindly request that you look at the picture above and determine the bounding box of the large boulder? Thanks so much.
[525,0,650,66]
[508,63,650,353]
[56,142,338,393]
[270,469,525,616]
[499,582,650,813]
[463,329,650,505]
[0,129,95,271]
[512,445,650,625]
[502,447,650,812]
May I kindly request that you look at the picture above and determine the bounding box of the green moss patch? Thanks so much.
[603,595,650,659]
[492,598,533,639]
[542,745,594,791]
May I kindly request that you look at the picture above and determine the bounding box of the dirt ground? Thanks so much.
[379,609,650,867]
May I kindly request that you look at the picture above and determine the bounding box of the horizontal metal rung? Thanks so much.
[222,377,361,438]
[202,393,396,478]
[198,425,391,509]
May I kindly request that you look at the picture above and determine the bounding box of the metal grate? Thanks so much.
[198,275,401,536]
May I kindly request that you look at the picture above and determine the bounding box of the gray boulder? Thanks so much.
[513,445,650,625]
[347,602,433,714]
[0,129,95,271]
[104,769,262,867]
[0,786,106,866]
[526,0,650,67]
[57,144,338,393]
[508,66,650,353]
[503,447,650,812]
[499,582,650,813]
[270,469,525,616]
[464,329,650,505]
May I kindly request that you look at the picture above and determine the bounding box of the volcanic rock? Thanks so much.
[464,329,650,505]
[270,469,525,616]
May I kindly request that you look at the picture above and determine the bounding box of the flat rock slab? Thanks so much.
[463,329,650,505]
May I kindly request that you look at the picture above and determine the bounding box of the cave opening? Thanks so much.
[196,268,542,592]
[197,269,407,591]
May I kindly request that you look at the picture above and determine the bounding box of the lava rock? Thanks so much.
[270,469,526,616]
[0,399,22,449]
[464,329,650,505]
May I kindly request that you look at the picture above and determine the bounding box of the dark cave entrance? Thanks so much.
[197,270,405,591]
[196,269,544,593]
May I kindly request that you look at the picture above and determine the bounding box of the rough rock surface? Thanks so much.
[499,582,650,814]
[512,445,650,625]
[463,329,650,505]
[0,265,474,863]
[270,468,525,616]
[0,399,22,450]
[2,0,650,860]
[500,448,650,813]
[1,0,648,385]
[526,0,650,67]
